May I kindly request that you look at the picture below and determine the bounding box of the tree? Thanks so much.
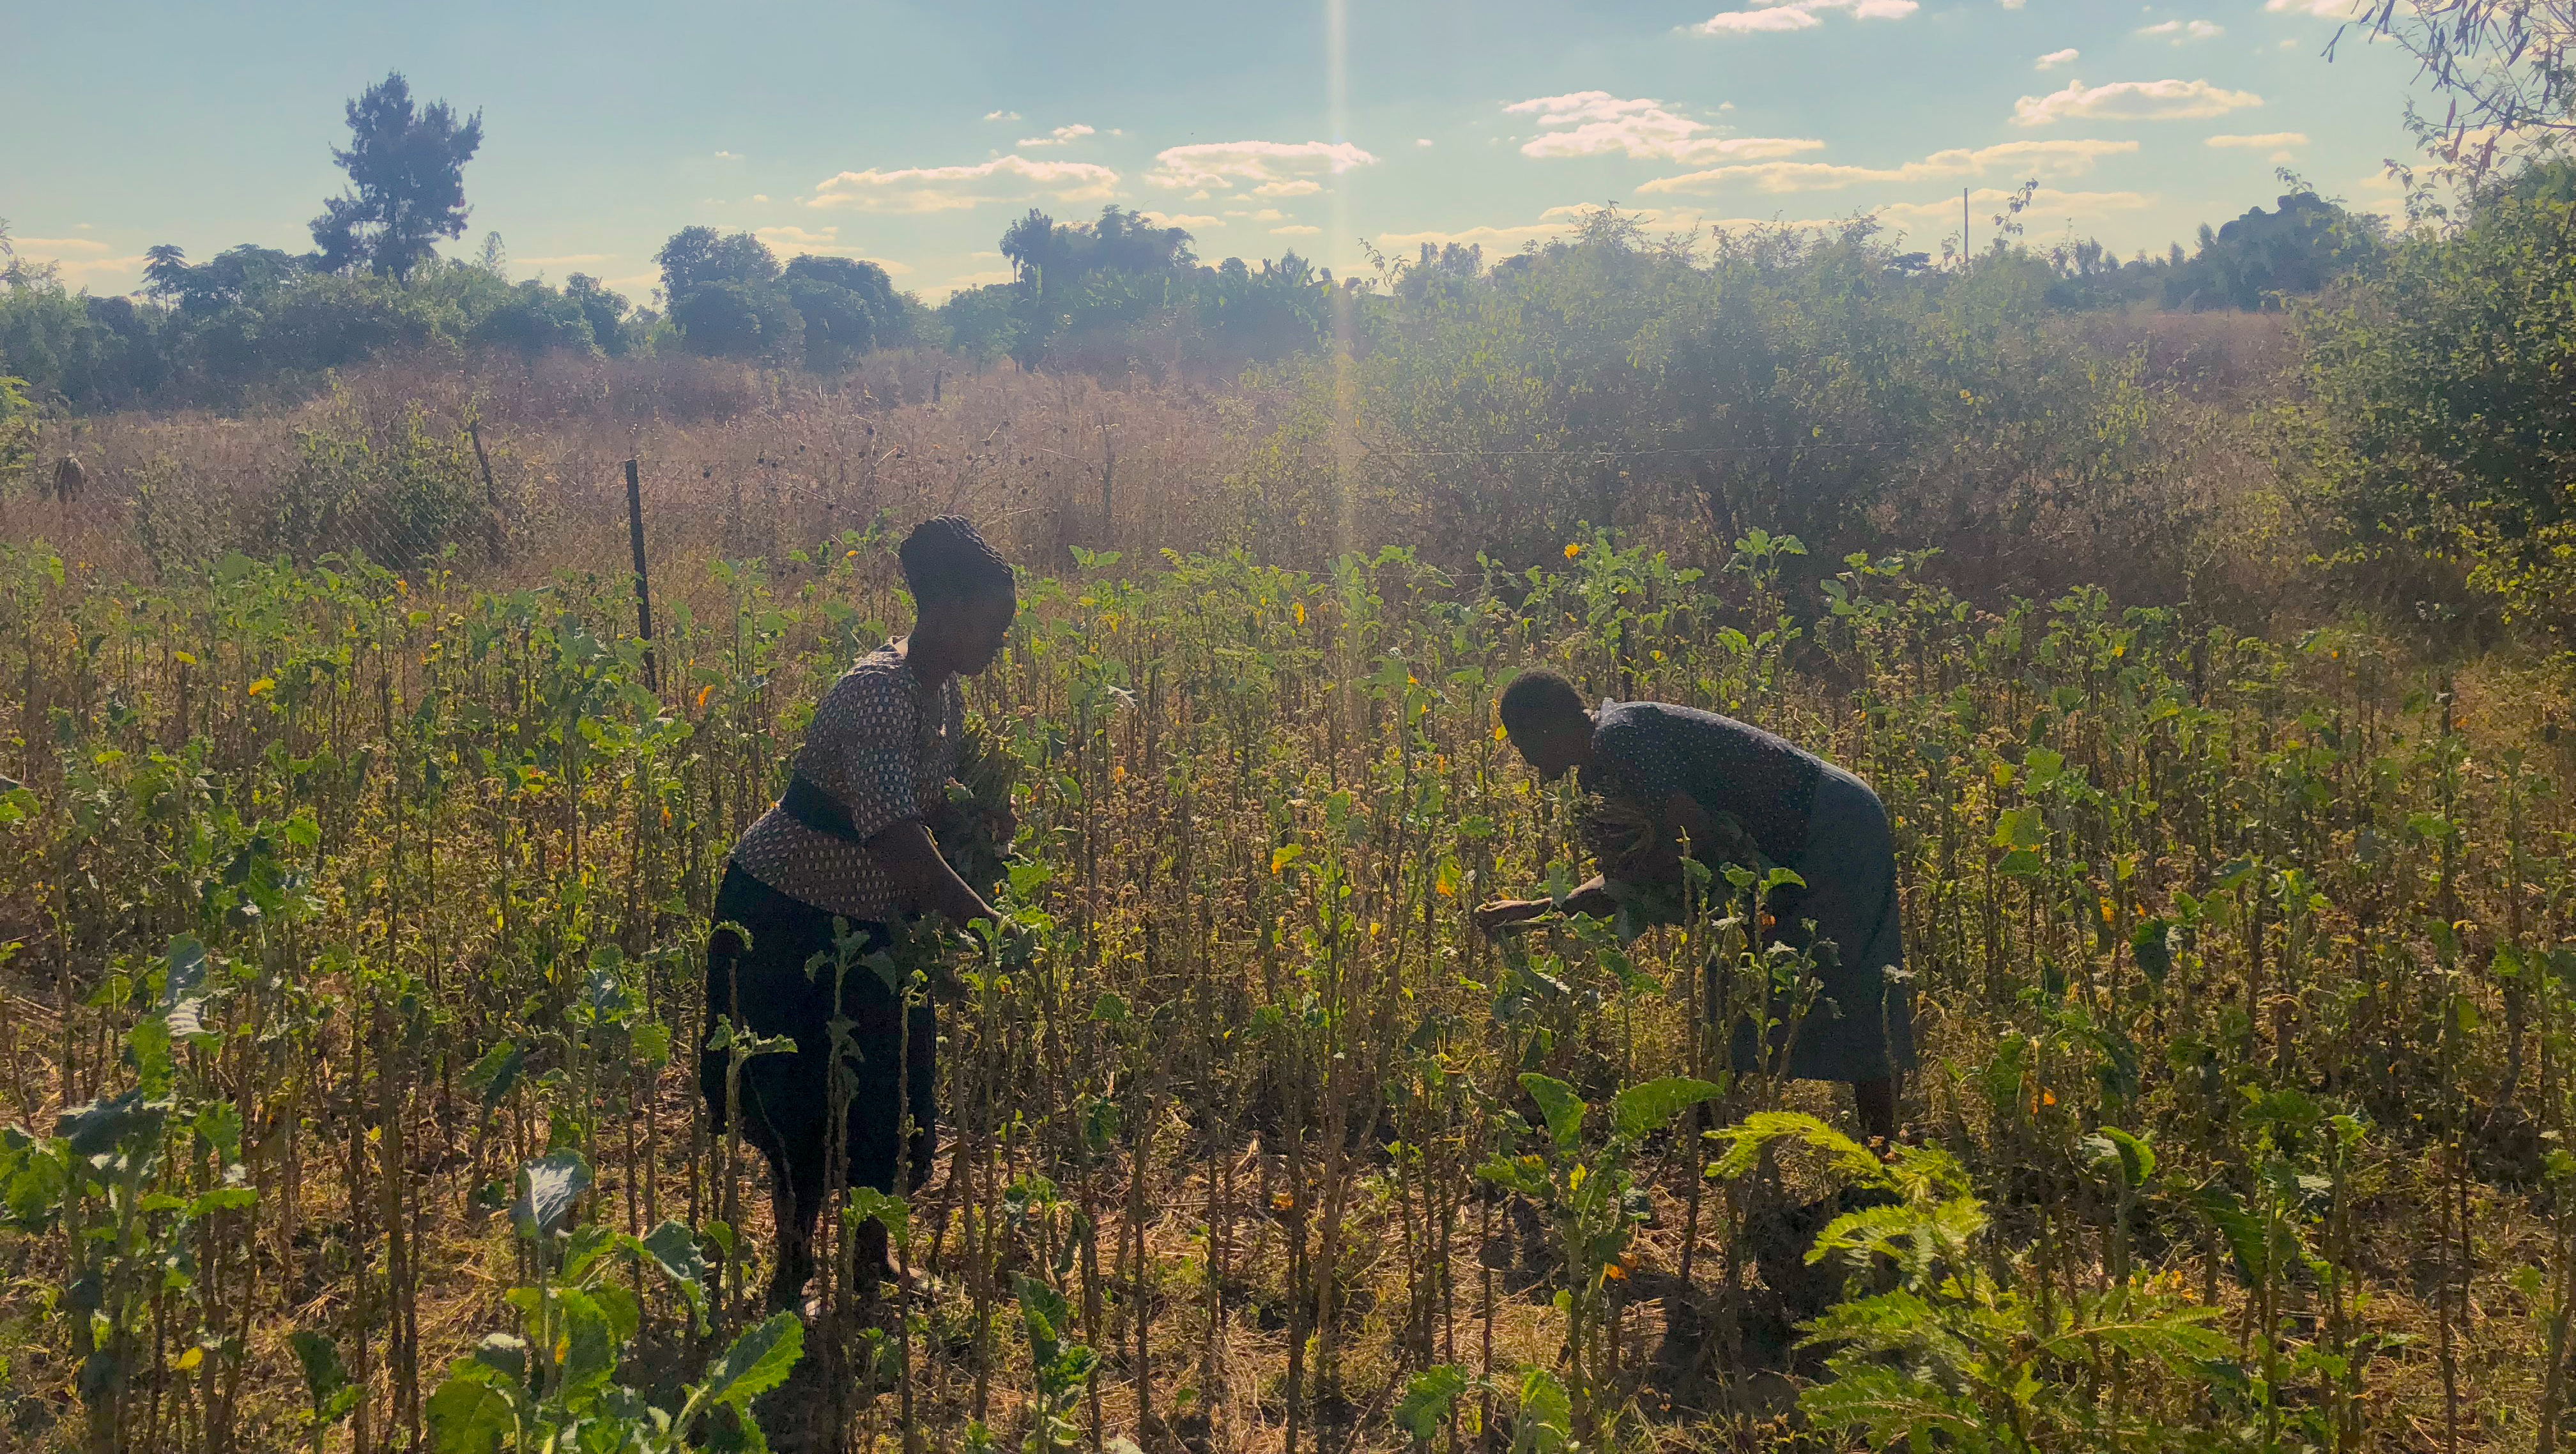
[2352,1,2575,181]
[2296,170,2576,634]
[2163,191,2379,311]
[563,274,633,356]
[309,72,485,277]
[780,255,898,370]
[142,245,305,316]
[654,227,779,309]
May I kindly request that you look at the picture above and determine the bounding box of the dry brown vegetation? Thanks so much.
[2,319,2573,1454]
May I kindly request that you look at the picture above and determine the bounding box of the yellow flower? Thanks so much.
[1564,542,1584,559]
[1294,601,1307,626]
[696,685,714,709]
[247,677,275,697]
[1493,723,1509,743]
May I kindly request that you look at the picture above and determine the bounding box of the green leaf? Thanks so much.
[640,1220,710,1324]
[288,1330,350,1417]
[2186,1183,2270,1286]
[464,1041,522,1114]
[2083,1126,2157,1190]
[511,1151,590,1239]
[551,1287,620,1396]
[1513,1367,1573,1454]
[1394,1365,1469,1444]
[425,1362,516,1453]
[1017,1273,1073,1366]
[698,1311,804,1411]
[1518,1073,1586,1151]
[1993,805,2047,851]
[2129,917,2174,984]
[57,1090,164,1159]
[1610,1077,1722,1141]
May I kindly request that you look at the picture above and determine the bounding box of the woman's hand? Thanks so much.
[867,820,999,928]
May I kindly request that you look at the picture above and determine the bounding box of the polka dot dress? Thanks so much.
[1579,701,1821,868]
[731,643,963,921]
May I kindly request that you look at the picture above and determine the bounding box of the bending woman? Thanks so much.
[1473,669,1913,1147]
[702,516,1016,1310]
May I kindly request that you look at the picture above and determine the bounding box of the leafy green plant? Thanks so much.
[424,1151,799,1453]
[1713,1112,2229,1452]
[1476,1073,1719,1441]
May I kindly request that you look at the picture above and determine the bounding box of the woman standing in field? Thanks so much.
[702,516,1017,1311]
[1474,668,1913,1147]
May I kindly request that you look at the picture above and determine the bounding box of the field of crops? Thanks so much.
[1,521,2570,1453]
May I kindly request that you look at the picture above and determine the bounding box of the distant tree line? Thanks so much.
[0,70,2411,420]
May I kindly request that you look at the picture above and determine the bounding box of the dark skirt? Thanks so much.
[700,863,937,1211]
[1723,761,1917,1083]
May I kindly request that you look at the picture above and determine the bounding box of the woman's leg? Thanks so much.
[1852,1076,1898,1147]
[701,863,845,1310]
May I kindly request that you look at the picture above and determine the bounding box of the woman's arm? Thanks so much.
[867,820,999,928]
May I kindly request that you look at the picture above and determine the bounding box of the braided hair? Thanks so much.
[898,516,1015,605]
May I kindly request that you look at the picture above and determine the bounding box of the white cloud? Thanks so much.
[1381,203,1841,254]
[2137,19,2223,42]
[942,268,1018,295]
[2265,0,2361,14]
[1379,220,1577,251]
[27,252,150,287]
[15,236,108,253]
[808,154,1119,213]
[1146,139,1379,190]
[1272,224,1322,235]
[2012,77,2263,126]
[1508,91,1703,157]
[1254,178,1323,197]
[1141,211,1222,229]
[1641,137,2137,195]
[714,150,741,160]
[1871,187,2155,227]
[2036,49,2080,70]
[751,193,770,203]
[748,226,912,271]
[983,110,1022,122]
[1416,138,1434,147]
[2206,132,2308,149]
[1690,0,1919,35]
[1018,123,1096,148]
[517,253,612,267]
[1505,91,1822,164]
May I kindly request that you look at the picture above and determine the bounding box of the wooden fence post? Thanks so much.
[626,459,659,693]
[468,422,503,562]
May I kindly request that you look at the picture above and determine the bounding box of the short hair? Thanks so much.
[1498,668,1588,733]
[899,516,1015,605]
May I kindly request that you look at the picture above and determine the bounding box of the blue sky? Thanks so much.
[4,1,2419,303]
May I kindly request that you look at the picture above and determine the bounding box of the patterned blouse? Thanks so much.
[731,643,964,921]
[1580,701,1823,868]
